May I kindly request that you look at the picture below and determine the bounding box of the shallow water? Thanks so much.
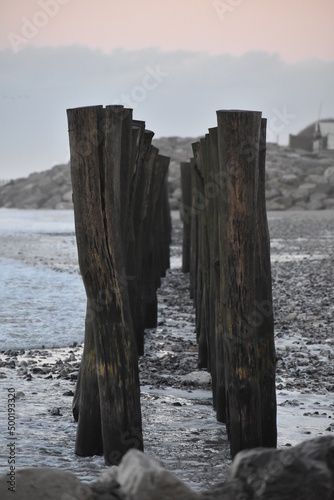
[0,258,86,350]
[0,209,86,350]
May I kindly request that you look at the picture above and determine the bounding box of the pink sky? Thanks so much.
[1,0,334,62]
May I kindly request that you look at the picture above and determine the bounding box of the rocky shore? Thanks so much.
[1,138,333,211]
[1,209,334,498]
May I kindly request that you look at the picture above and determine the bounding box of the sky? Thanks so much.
[1,0,334,179]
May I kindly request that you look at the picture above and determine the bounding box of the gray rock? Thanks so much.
[299,182,317,194]
[43,194,63,209]
[55,201,73,210]
[271,196,294,209]
[266,179,281,191]
[265,188,281,200]
[38,176,57,194]
[172,187,182,201]
[291,189,309,202]
[169,197,179,211]
[293,435,334,483]
[202,436,334,499]
[324,198,334,209]
[179,370,211,385]
[324,166,334,183]
[316,182,334,195]
[201,479,245,499]
[266,168,280,180]
[305,174,326,185]
[310,192,328,202]
[226,435,334,500]
[281,174,298,184]
[307,199,325,210]
[285,312,297,321]
[62,190,73,202]
[115,449,200,500]
[266,200,287,211]
[90,467,125,499]
[0,467,93,500]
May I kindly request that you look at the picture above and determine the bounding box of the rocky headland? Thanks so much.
[1,139,333,211]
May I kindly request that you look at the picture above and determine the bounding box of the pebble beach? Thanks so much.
[0,208,334,491]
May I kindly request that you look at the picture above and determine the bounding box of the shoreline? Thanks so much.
[0,209,334,489]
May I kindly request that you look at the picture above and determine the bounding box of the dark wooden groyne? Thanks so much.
[67,104,276,465]
[67,105,171,465]
[180,110,277,457]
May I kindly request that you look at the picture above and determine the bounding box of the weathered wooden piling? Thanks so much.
[217,110,263,456]
[182,109,277,458]
[255,118,277,447]
[67,104,170,464]
[180,161,192,273]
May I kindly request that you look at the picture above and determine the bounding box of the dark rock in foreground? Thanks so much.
[1,436,333,499]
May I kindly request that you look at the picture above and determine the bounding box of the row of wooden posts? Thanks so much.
[180,110,277,457]
[67,105,171,465]
[67,105,277,465]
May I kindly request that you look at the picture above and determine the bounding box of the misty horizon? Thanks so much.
[1,45,334,179]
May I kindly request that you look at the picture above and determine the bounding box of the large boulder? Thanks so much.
[204,435,334,500]
[324,166,334,183]
[111,449,200,500]
[0,467,93,500]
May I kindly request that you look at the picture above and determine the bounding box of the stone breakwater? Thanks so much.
[0,163,73,210]
[167,142,334,212]
[0,139,333,210]
[264,145,334,211]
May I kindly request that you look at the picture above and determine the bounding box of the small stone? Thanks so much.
[63,390,74,397]
[285,312,298,321]
[50,407,62,416]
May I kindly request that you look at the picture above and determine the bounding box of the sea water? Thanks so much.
[0,209,86,350]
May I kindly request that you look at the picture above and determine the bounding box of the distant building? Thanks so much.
[289,119,334,152]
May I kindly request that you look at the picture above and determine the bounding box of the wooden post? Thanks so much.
[209,126,227,422]
[142,153,170,328]
[189,157,198,301]
[192,141,208,369]
[217,109,263,457]
[255,118,277,447]
[67,105,143,465]
[132,142,158,354]
[160,180,172,275]
[127,125,153,354]
[123,121,146,342]
[180,161,191,273]
[204,128,221,415]
[180,109,276,458]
